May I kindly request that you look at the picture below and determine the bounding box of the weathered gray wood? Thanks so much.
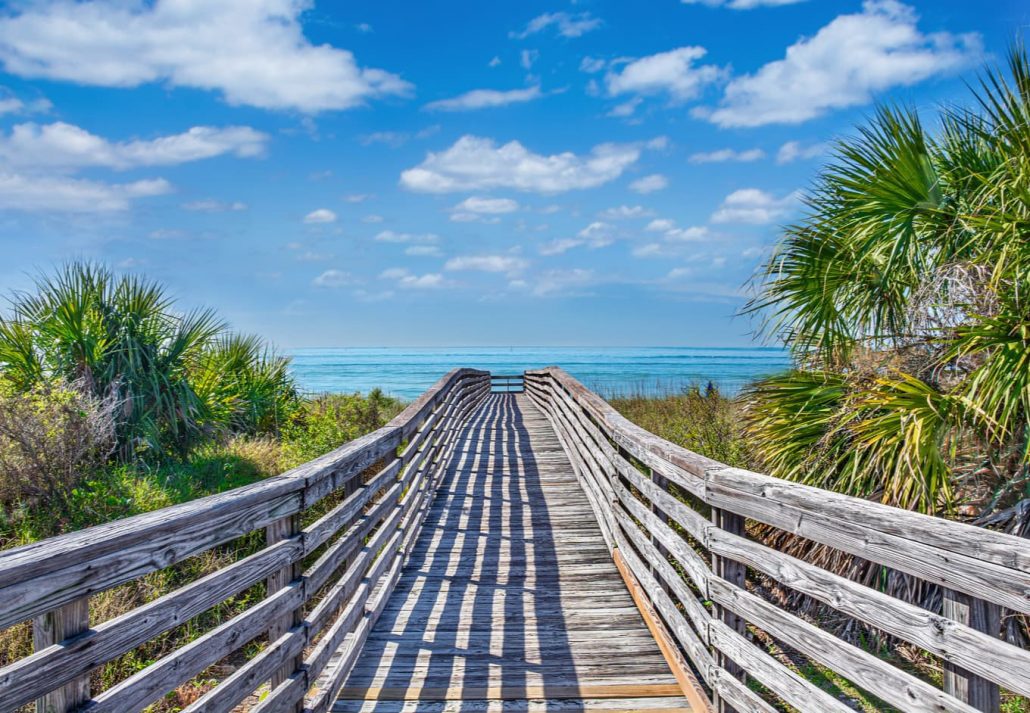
[33,598,89,713]
[708,576,981,713]
[0,539,300,712]
[707,527,1030,697]
[942,589,1002,712]
[710,508,745,713]
[266,514,303,695]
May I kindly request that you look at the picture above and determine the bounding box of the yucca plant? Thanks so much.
[745,46,1030,524]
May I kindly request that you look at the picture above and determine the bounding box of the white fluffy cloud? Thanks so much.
[711,188,798,224]
[702,1,981,127]
[511,12,602,39]
[401,136,645,194]
[303,208,337,224]
[451,196,519,221]
[0,0,411,113]
[0,122,267,171]
[606,47,724,102]
[629,174,668,194]
[445,255,528,273]
[689,148,765,163]
[0,173,169,212]
[425,86,542,112]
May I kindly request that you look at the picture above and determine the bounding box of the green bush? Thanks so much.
[281,389,404,467]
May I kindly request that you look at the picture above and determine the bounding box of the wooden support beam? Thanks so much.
[709,507,746,713]
[33,597,90,713]
[942,588,1001,712]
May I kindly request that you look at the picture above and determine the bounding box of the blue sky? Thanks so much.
[0,0,1023,348]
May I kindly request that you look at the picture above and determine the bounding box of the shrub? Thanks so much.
[0,379,118,526]
[282,389,404,467]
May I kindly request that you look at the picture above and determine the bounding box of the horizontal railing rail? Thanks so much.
[524,366,1030,713]
[0,368,490,713]
[489,373,524,393]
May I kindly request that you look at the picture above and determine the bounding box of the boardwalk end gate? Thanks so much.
[0,367,1026,713]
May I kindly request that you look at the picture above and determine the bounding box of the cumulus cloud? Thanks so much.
[629,174,668,194]
[401,135,646,194]
[701,1,982,127]
[445,255,528,273]
[689,147,765,163]
[0,0,411,113]
[304,208,337,224]
[777,140,828,163]
[710,188,799,224]
[425,86,543,112]
[0,173,170,212]
[511,12,602,39]
[606,47,724,103]
[0,122,267,171]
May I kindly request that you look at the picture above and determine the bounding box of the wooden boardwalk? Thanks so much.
[335,393,688,712]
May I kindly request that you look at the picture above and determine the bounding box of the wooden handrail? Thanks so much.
[0,368,490,713]
[524,367,1030,713]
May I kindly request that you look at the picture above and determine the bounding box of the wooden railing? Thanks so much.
[0,368,490,713]
[489,373,524,393]
[524,367,1030,713]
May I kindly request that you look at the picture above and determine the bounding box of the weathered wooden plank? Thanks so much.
[942,589,1002,712]
[32,598,89,713]
[707,527,1030,697]
[707,576,981,713]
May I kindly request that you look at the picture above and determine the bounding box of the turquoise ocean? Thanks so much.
[287,347,791,400]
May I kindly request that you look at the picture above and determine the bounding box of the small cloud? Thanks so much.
[776,140,827,164]
[530,268,596,296]
[646,218,675,232]
[116,257,146,268]
[362,214,384,223]
[608,97,642,118]
[355,22,373,33]
[689,148,765,163]
[580,56,606,73]
[445,255,528,273]
[380,267,448,289]
[182,199,247,212]
[425,86,543,112]
[605,47,725,103]
[511,12,602,39]
[344,193,370,203]
[405,245,442,256]
[629,174,668,194]
[520,49,539,70]
[711,188,799,224]
[598,205,651,220]
[304,208,337,224]
[454,196,519,214]
[489,56,502,67]
[360,130,410,147]
[374,230,438,243]
[313,269,355,288]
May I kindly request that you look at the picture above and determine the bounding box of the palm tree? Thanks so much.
[744,46,1030,531]
[0,262,297,458]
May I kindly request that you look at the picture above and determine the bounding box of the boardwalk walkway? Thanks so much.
[335,393,688,712]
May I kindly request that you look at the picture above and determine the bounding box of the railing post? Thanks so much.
[710,506,746,713]
[942,588,1001,712]
[33,597,90,713]
[266,512,302,703]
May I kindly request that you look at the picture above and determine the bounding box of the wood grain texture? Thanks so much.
[335,393,691,712]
